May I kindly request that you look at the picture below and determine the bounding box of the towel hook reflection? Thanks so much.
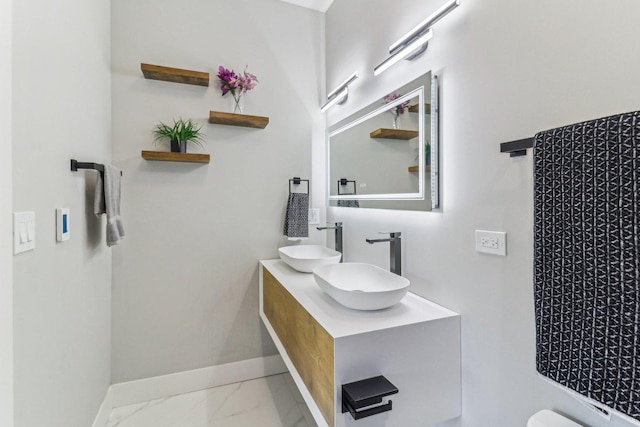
[337,179,356,195]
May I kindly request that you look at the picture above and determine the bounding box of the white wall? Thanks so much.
[0,0,13,424]
[326,0,640,426]
[110,0,325,382]
[12,0,113,426]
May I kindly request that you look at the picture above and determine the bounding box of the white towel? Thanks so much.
[94,165,125,246]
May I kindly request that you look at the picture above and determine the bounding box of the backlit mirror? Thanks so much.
[328,71,438,211]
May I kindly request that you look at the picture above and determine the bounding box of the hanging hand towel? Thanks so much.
[337,199,360,208]
[534,110,640,421]
[94,171,106,216]
[337,193,360,208]
[94,164,125,246]
[283,192,309,238]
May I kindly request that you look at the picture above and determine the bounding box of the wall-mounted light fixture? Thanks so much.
[373,0,459,76]
[374,30,433,77]
[321,72,359,112]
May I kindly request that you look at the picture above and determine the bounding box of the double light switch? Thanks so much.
[14,211,35,255]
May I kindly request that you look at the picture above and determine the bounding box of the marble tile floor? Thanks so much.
[107,373,318,427]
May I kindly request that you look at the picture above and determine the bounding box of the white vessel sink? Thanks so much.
[312,263,410,310]
[278,245,342,273]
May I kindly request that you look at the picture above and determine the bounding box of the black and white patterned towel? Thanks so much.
[337,195,360,208]
[534,111,640,420]
[283,192,308,238]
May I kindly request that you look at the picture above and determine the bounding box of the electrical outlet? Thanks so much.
[475,230,507,256]
[308,208,320,225]
[480,237,499,249]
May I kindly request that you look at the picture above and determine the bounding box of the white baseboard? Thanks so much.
[91,386,113,427]
[111,354,287,408]
[90,355,287,427]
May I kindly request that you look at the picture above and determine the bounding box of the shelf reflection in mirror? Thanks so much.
[328,71,438,211]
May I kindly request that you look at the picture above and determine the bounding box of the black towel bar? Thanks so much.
[70,159,122,175]
[337,179,356,195]
[500,137,534,157]
[289,177,309,195]
[501,111,635,157]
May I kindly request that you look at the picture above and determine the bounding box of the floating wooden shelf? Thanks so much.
[141,63,209,87]
[408,165,432,172]
[141,150,210,164]
[370,128,419,140]
[409,103,431,114]
[208,111,269,129]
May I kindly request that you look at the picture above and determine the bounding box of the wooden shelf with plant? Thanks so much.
[143,118,210,163]
[141,151,210,163]
[408,143,431,172]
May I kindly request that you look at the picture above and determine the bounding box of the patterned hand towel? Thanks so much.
[337,199,360,208]
[94,164,125,246]
[534,110,640,421]
[283,193,309,238]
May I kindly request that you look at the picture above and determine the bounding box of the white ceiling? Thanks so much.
[279,0,334,12]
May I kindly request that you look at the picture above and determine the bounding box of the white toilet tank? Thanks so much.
[527,410,583,427]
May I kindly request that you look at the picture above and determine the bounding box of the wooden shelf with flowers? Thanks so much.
[371,92,418,139]
[208,111,269,129]
[208,65,269,129]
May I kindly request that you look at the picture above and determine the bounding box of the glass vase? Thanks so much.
[391,111,400,129]
[231,91,244,114]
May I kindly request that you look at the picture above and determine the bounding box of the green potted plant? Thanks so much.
[153,118,205,153]
[425,142,431,165]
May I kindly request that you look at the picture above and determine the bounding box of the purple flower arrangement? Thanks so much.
[383,92,410,116]
[217,66,258,96]
[216,66,258,113]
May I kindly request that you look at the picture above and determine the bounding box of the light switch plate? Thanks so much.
[56,208,70,242]
[14,211,35,255]
[475,230,507,256]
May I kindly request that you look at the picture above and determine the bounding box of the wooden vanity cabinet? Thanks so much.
[259,260,461,427]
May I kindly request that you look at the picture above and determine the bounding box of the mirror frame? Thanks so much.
[431,74,439,208]
[327,73,439,209]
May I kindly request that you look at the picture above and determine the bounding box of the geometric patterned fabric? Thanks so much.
[534,111,640,421]
[283,192,309,238]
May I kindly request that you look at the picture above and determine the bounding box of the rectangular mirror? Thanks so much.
[328,71,438,211]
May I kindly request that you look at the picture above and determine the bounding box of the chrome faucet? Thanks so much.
[366,232,402,276]
[317,222,343,261]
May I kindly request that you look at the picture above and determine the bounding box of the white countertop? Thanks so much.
[261,259,459,339]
